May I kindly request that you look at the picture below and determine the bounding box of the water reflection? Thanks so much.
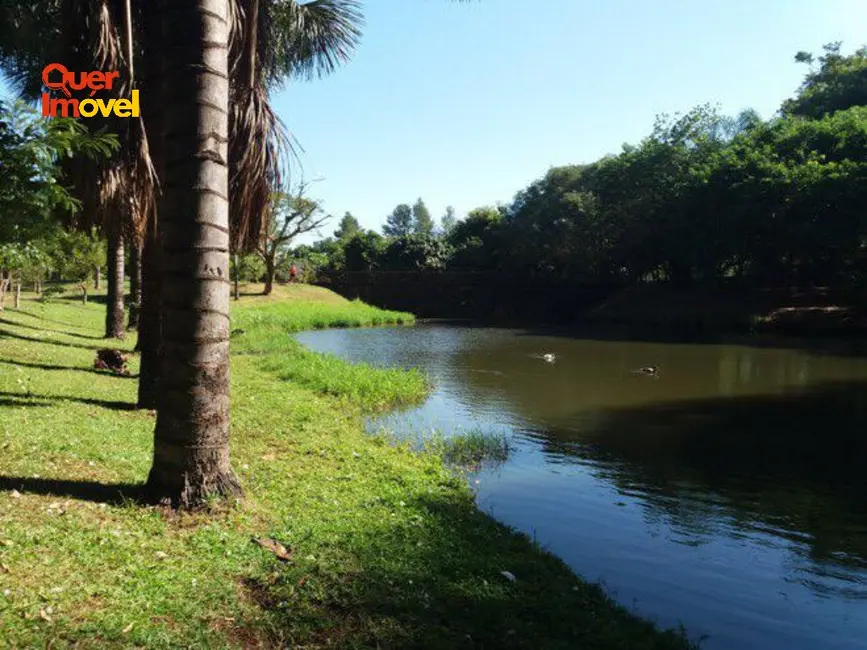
[297,326,867,649]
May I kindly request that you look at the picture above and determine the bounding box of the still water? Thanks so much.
[296,325,867,650]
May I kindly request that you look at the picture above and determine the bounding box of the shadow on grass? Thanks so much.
[10,307,92,329]
[244,490,696,650]
[0,476,143,504]
[0,390,137,411]
[0,358,138,378]
[0,317,103,340]
[0,328,108,351]
[0,395,52,408]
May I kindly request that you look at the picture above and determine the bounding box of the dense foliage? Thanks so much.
[307,45,867,288]
[0,101,115,299]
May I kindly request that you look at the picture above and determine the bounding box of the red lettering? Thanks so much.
[104,71,120,90]
[86,71,105,95]
[42,63,70,97]
[49,97,80,118]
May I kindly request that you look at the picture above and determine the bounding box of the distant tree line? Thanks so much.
[298,43,867,289]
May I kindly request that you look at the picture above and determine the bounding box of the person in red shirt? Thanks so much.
[289,263,298,283]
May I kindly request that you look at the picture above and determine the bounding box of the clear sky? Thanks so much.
[3,1,865,244]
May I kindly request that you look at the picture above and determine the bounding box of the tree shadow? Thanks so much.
[0,395,52,408]
[59,294,108,306]
[0,328,108,351]
[11,307,90,329]
[0,358,138,378]
[243,491,695,650]
[0,316,103,340]
[0,390,137,411]
[0,476,143,504]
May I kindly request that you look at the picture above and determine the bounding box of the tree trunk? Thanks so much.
[263,254,275,295]
[94,266,101,290]
[138,0,166,408]
[35,279,41,295]
[128,235,142,330]
[80,283,88,304]
[13,282,20,309]
[137,219,162,406]
[146,0,242,507]
[0,273,8,311]
[105,226,126,339]
[233,251,240,300]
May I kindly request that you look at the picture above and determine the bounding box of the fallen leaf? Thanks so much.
[39,608,53,622]
[155,551,168,560]
[261,453,276,461]
[122,622,134,634]
[0,563,9,573]
[253,537,293,562]
[10,490,21,499]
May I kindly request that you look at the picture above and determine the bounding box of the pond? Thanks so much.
[296,324,867,650]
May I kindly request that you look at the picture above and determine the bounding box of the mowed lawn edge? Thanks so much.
[0,284,697,649]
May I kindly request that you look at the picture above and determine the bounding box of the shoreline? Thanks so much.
[0,283,698,649]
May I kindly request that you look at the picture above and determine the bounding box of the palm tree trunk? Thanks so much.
[105,225,126,339]
[137,0,166,408]
[128,235,142,329]
[146,0,241,507]
[137,220,161,406]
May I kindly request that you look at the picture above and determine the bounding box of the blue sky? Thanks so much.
[3,1,865,243]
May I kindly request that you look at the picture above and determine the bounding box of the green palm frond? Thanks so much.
[0,1,63,99]
[266,0,364,86]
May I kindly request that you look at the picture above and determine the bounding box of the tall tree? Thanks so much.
[258,182,330,295]
[440,205,457,235]
[412,197,434,235]
[383,203,413,236]
[334,211,361,240]
[145,0,241,506]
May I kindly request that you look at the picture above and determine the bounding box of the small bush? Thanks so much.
[40,285,66,303]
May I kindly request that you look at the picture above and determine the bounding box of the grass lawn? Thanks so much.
[0,284,697,649]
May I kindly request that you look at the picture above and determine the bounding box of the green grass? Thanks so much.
[426,431,512,468]
[0,284,698,649]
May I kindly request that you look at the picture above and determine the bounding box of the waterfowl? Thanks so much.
[636,365,658,375]
[542,353,556,363]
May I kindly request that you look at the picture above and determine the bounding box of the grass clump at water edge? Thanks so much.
[425,430,512,468]
[0,284,698,649]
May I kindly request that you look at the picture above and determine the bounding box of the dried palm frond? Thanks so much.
[229,84,293,252]
[226,0,363,252]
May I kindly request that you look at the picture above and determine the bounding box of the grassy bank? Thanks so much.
[0,285,696,649]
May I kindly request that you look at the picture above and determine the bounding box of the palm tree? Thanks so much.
[144,0,363,505]
[142,0,242,505]
[0,0,156,342]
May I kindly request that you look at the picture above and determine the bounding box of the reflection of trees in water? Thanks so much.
[514,380,867,597]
